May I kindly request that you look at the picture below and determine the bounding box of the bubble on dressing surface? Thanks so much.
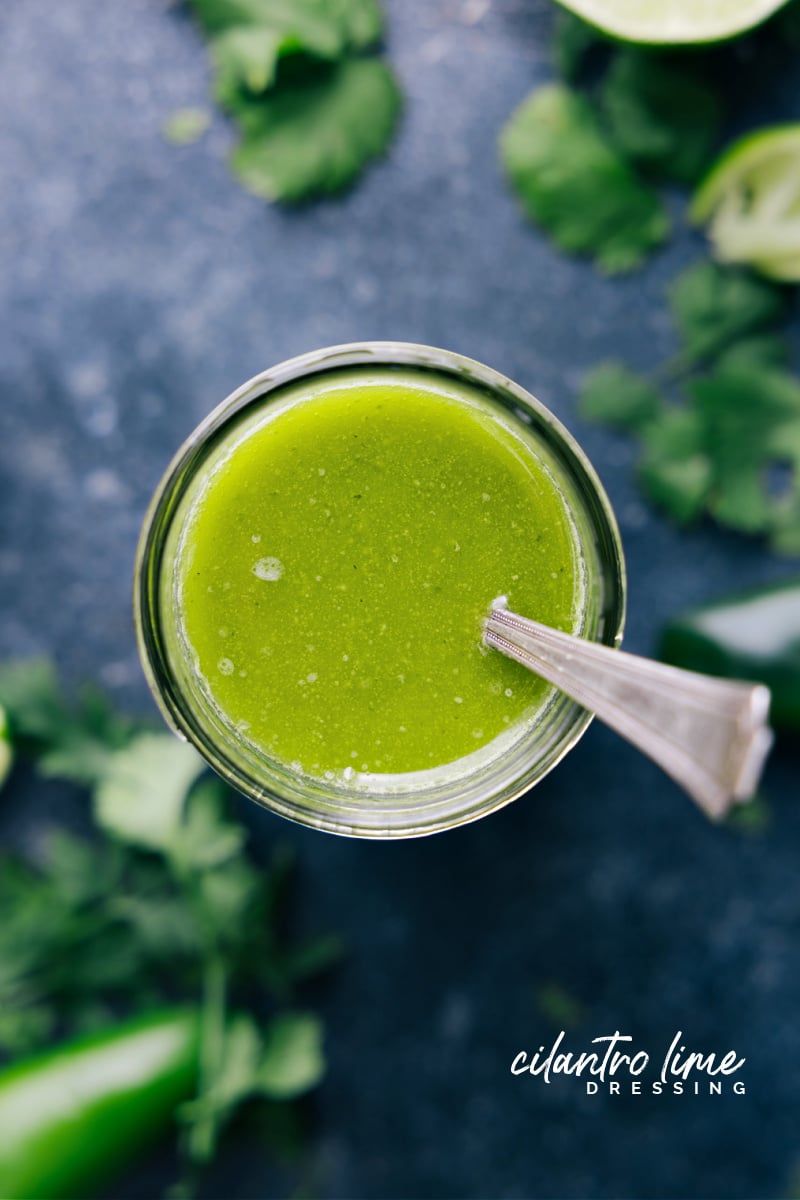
[252,556,284,582]
[218,658,234,675]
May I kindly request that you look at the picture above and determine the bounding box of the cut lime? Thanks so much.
[691,125,800,281]
[554,0,788,43]
[0,705,11,789]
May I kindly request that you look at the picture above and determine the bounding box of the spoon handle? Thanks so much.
[484,606,773,819]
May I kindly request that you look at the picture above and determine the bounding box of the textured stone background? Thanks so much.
[1,1,799,1197]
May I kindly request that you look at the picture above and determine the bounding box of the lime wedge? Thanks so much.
[0,705,11,789]
[691,125,800,280]
[555,0,788,43]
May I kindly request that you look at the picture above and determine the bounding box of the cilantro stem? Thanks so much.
[189,951,227,1165]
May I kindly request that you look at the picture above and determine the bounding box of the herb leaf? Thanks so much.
[668,260,786,362]
[0,658,68,748]
[689,366,800,536]
[580,362,662,430]
[257,1012,325,1098]
[601,52,722,185]
[212,26,294,98]
[500,84,669,274]
[638,409,713,525]
[184,1012,264,1122]
[0,660,138,785]
[229,57,400,202]
[714,333,790,372]
[582,257,800,550]
[170,778,246,872]
[185,0,398,203]
[0,655,341,1194]
[190,0,383,54]
[552,11,604,83]
[93,733,206,853]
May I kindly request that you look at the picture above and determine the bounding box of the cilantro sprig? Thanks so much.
[181,0,402,202]
[499,15,724,273]
[0,659,342,1192]
[499,8,797,273]
[580,261,800,553]
[500,84,670,274]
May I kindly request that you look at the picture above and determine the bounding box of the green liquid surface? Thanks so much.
[176,371,584,782]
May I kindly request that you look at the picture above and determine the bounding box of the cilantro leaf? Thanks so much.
[229,57,400,202]
[185,0,398,204]
[0,654,339,1191]
[585,351,800,548]
[182,1013,263,1142]
[317,0,384,49]
[579,362,662,430]
[771,497,800,554]
[0,1003,55,1056]
[190,0,285,33]
[256,1012,325,1098]
[38,685,139,785]
[0,838,150,1047]
[668,261,786,363]
[715,333,790,372]
[0,659,139,784]
[212,26,294,98]
[499,84,669,274]
[208,1012,263,1109]
[110,890,205,961]
[552,11,605,83]
[689,366,800,540]
[181,1010,323,1163]
[601,52,722,185]
[638,408,713,525]
[93,733,206,853]
[170,777,246,872]
[199,857,262,939]
[0,658,66,747]
[41,828,123,906]
[580,255,800,550]
[189,0,383,54]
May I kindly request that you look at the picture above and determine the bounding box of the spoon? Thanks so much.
[483,599,773,819]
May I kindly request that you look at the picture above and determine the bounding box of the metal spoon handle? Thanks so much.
[484,606,773,819]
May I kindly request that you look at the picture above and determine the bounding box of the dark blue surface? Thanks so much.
[1,2,799,1197]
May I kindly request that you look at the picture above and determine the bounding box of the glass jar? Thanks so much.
[135,343,626,838]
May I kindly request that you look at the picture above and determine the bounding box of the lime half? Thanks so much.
[0,705,11,790]
[691,126,800,281]
[555,0,788,43]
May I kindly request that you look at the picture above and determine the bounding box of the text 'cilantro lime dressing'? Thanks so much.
[173,368,587,788]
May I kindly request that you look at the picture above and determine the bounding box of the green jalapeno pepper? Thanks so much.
[0,1008,200,1200]
[660,578,800,732]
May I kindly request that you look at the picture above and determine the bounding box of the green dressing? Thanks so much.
[175,370,584,784]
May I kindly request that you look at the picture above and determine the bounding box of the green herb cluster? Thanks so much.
[497,5,800,553]
[500,12,728,273]
[499,5,800,274]
[0,659,341,1191]
[578,262,800,552]
[183,0,402,201]
[580,261,800,552]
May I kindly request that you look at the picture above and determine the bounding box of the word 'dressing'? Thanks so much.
[511,1031,746,1095]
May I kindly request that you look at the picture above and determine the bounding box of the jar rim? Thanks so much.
[134,342,626,838]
